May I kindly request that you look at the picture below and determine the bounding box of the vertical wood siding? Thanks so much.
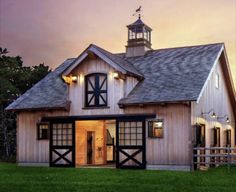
[17,111,68,164]
[68,57,138,115]
[191,60,235,148]
[124,104,191,165]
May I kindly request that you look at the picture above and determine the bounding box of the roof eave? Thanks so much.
[118,99,196,107]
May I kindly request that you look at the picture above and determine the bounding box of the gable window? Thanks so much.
[215,73,219,89]
[85,73,107,107]
[37,123,49,140]
[148,120,164,138]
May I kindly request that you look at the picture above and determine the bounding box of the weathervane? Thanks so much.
[133,6,142,19]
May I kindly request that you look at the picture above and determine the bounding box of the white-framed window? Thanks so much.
[215,73,219,89]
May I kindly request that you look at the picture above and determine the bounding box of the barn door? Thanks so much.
[50,122,75,167]
[116,118,146,169]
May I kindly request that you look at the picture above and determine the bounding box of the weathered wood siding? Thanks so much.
[17,111,68,164]
[191,59,235,148]
[124,104,191,166]
[68,56,138,115]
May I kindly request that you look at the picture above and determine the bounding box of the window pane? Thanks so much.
[99,75,107,90]
[137,140,142,145]
[137,128,142,134]
[131,134,136,139]
[131,140,136,145]
[88,94,95,105]
[88,76,95,91]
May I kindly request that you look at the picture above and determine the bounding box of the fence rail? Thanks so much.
[192,147,236,171]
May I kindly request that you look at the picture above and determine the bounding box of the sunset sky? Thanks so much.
[0,0,235,86]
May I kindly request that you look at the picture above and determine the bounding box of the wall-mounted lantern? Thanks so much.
[62,75,79,84]
[113,71,125,80]
[71,75,78,83]
[201,109,217,119]
[113,71,120,79]
[217,115,230,123]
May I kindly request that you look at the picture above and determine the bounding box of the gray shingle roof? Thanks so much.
[118,43,223,105]
[6,43,224,111]
[5,58,75,111]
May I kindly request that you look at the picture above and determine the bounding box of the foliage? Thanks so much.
[0,48,51,161]
[0,163,235,192]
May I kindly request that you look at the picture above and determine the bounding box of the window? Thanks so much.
[211,127,220,146]
[119,121,143,146]
[52,123,73,146]
[37,123,49,140]
[148,120,164,138]
[195,124,205,146]
[215,73,219,89]
[225,130,231,147]
[85,73,107,107]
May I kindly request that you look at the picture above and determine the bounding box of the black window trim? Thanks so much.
[37,122,49,140]
[85,73,108,107]
[148,119,164,138]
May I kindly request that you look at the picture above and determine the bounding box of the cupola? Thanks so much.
[126,13,152,57]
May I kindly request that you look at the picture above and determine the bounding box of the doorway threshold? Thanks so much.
[76,164,116,169]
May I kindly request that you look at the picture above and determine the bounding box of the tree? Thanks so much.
[0,48,51,161]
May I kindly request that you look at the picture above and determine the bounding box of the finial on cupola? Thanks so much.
[126,6,152,57]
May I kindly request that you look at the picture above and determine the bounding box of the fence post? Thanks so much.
[227,145,230,173]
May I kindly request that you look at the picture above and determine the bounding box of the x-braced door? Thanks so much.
[50,122,75,167]
[116,118,146,169]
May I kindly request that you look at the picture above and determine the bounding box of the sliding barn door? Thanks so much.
[50,122,75,167]
[116,118,146,169]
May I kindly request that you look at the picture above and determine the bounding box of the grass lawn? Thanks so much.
[0,163,235,192]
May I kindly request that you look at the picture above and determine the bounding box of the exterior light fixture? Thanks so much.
[71,75,78,83]
[201,109,217,118]
[62,76,71,84]
[211,112,217,118]
[113,71,119,79]
[217,115,230,123]
[113,71,125,80]
[226,117,230,123]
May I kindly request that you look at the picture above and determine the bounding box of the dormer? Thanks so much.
[126,16,152,57]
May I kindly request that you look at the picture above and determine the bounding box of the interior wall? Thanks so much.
[75,120,106,166]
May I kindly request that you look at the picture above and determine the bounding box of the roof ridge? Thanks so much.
[114,42,224,56]
[151,42,224,52]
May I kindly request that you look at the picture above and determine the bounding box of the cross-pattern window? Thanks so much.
[37,123,49,140]
[85,73,107,107]
[119,121,143,146]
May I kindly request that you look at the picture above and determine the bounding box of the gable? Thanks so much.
[67,55,139,115]
[63,44,143,79]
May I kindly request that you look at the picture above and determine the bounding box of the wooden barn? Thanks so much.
[6,16,236,171]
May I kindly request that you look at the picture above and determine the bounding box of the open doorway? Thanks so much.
[105,120,116,163]
[87,131,95,164]
[75,120,116,167]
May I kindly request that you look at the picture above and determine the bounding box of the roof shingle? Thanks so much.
[6,43,224,110]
